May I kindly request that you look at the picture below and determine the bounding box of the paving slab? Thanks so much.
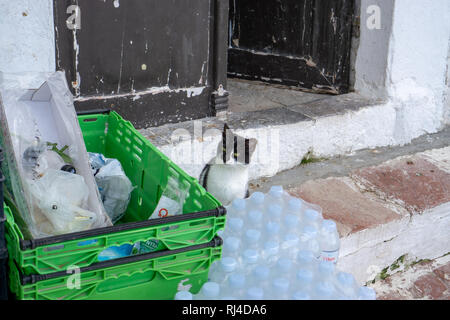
[352,156,450,214]
[288,177,406,237]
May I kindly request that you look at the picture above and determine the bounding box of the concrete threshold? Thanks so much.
[139,91,388,183]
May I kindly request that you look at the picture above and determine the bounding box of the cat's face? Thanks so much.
[216,124,257,165]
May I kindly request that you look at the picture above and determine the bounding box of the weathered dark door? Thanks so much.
[228,0,354,94]
[54,0,228,128]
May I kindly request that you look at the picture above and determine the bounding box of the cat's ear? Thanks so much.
[247,138,258,154]
[223,123,230,135]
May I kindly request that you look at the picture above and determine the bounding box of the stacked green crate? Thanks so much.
[4,111,225,299]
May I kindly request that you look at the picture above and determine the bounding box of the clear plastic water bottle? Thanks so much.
[227,217,244,236]
[317,261,336,282]
[292,290,310,300]
[295,269,314,292]
[303,208,321,229]
[334,272,358,299]
[175,290,193,300]
[319,220,340,264]
[244,229,262,250]
[249,192,265,211]
[265,204,282,223]
[222,236,241,259]
[280,233,300,258]
[209,256,238,283]
[358,286,377,300]
[229,198,246,217]
[246,287,264,300]
[266,186,285,207]
[194,282,220,300]
[296,250,318,271]
[299,225,321,258]
[248,265,271,289]
[247,210,264,229]
[270,277,290,300]
[282,214,301,234]
[264,221,281,242]
[286,198,303,216]
[262,240,280,265]
[274,257,294,277]
[241,249,259,274]
[313,281,336,300]
[222,273,246,298]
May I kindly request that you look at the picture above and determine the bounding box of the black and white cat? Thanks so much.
[199,124,257,206]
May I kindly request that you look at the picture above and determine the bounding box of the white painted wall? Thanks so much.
[355,0,450,133]
[0,0,55,86]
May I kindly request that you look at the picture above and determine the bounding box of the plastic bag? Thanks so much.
[89,152,134,224]
[0,71,111,238]
[148,176,190,219]
[28,169,97,235]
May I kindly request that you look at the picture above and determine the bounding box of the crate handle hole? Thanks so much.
[83,117,98,122]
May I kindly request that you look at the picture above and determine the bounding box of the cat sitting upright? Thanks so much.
[199,124,257,206]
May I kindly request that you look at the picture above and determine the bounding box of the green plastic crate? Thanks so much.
[9,237,222,300]
[4,110,226,276]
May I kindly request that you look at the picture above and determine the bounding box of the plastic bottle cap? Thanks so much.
[319,261,335,275]
[263,241,279,256]
[253,265,270,280]
[247,287,264,300]
[292,291,310,300]
[267,204,282,218]
[269,185,284,198]
[272,278,289,292]
[284,214,300,228]
[175,291,193,300]
[276,258,293,273]
[337,272,355,286]
[305,209,320,221]
[322,220,337,232]
[358,286,376,300]
[265,222,280,235]
[288,198,302,212]
[229,273,246,289]
[201,282,220,298]
[297,250,315,265]
[296,269,313,283]
[302,225,318,238]
[221,257,237,273]
[316,282,334,298]
[228,218,244,232]
[232,198,246,211]
[245,229,261,243]
[243,249,259,264]
[224,237,240,252]
[248,210,263,224]
[250,192,265,205]
[283,233,299,246]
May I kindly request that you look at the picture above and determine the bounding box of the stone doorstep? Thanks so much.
[286,148,450,285]
[138,92,385,182]
[371,255,450,300]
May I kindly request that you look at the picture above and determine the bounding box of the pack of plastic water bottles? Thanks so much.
[174,186,376,300]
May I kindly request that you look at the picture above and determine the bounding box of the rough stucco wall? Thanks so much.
[354,0,395,99]
[385,0,450,141]
[0,0,55,80]
[445,38,450,125]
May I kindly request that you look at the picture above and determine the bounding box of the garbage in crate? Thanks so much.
[89,152,134,224]
[133,177,191,255]
[0,71,112,238]
[148,176,190,219]
[174,186,375,300]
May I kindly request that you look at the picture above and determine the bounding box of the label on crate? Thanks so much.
[134,239,160,254]
[320,250,339,264]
